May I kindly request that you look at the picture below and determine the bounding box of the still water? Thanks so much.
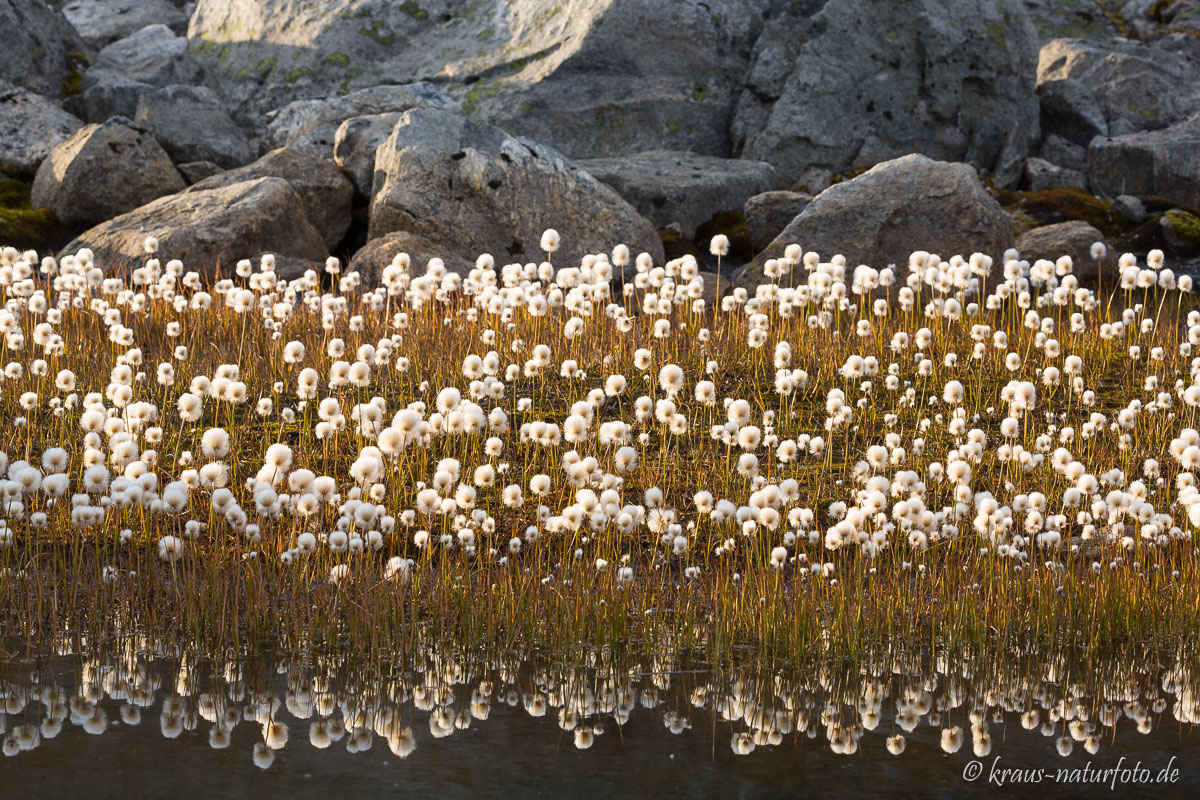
[1,640,1198,799]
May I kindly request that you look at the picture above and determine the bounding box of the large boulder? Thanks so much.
[744,190,812,253]
[61,0,189,48]
[350,231,475,287]
[1038,133,1088,172]
[1014,220,1116,285]
[187,0,769,159]
[369,107,664,271]
[177,161,223,185]
[736,155,1014,288]
[1037,77,1108,146]
[0,0,89,97]
[0,84,84,179]
[266,83,457,160]
[1088,113,1200,208]
[185,147,354,250]
[31,117,185,228]
[64,177,329,279]
[574,151,778,240]
[1037,38,1200,134]
[1022,157,1087,192]
[62,69,155,123]
[733,0,1040,188]
[134,85,255,169]
[92,24,208,88]
[333,112,405,197]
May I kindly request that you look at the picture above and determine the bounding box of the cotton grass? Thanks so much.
[0,233,1198,666]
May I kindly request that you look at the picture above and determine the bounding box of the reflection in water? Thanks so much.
[2,637,1198,779]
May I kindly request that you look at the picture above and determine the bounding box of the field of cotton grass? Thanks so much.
[1,229,1200,663]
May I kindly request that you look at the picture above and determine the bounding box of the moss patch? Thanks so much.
[0,180,31,209]
[1165,209,1200,245]
[994,187,1124,239]
[60,50,89,100]
[284,66,315,83]
[461,80,503,115]
[1010,209,1040,238]
[399,1,428,21]
[359,20,397,45]
[0,180,60,250]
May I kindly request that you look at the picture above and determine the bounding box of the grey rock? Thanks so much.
[62,69,154,123]
[0,84,84,179]
[1088,113,1200,207]
[0,0,89,97]
[134,85,255,169]
[1014,220,1116,285]
[62,0,189,48]
[369,107,664,273]
[1023,157,1088,191]
[1039,133,1088,172]
[188,0,769,159]
[266,83,457,160]
[31,117,185,228]
[177,161,223,185]
[1038,37,1200,132]
[65,177,329,279]
[1108,117,1139,137]
[574,151,778,240]
[736,155,1013,288]
[1037,78,1108,146]
[734,0,1040,185]
[93,24,207,88]
[744,191,812,253]
[185,148,353,250]
[470,1,770,160]
[349,231,475,287]
[334,113,404,197]
[1113,194,1149,223]
[1122,0,1200,32]
[1024,0,1118,41]
[1162,1,1200,32]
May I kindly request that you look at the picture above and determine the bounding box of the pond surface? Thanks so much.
[1,641,1198,799]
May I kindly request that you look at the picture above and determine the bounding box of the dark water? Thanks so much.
[1,642,1198,799]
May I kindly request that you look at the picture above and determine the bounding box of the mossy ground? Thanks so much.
[0,180,60,250]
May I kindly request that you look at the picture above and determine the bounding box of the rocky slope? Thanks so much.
[2,0,1197,278]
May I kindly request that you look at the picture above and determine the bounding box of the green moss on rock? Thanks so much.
[1165,209,1200,245]
[399,2,428,21]
[995,187,1123,239]
[360,20,397,44]
[60,51,89,100]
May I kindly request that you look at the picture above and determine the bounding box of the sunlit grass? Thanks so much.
[0,236,1198,661]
